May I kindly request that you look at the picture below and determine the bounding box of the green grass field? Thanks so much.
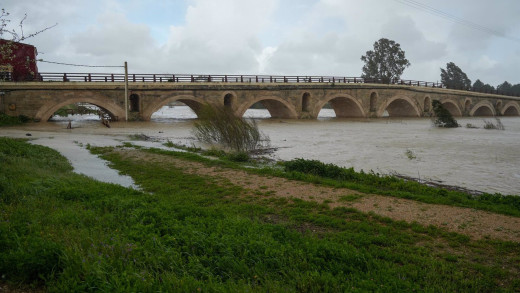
[1,137,519,292]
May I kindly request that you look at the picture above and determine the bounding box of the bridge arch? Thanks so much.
[129,94,140,112]
[302,92,311,112]
[496,100,503,110]
[464,98,472,114]
[36,94,125,122]
[369,92,378,112]
[470,100,496,116]
[423,96,431,113]
[142,95,206,120]
[237,96,298,118]
[501,101,520,116]
[379,96,421,117]
[441,99,462,117]
[223,92,237,109]
[316,93,365,118]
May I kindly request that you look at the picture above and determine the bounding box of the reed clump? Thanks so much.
[193,105,270,153]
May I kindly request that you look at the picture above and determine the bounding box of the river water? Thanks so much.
[2,105,519,195]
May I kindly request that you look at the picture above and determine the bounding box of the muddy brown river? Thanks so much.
[1,106,519,195]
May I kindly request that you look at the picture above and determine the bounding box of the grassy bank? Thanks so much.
[140,145,520,217]
[1,138,519,291]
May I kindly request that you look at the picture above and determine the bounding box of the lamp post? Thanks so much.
[124,61,128,121]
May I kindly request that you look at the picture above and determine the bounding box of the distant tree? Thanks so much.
[497,81,512,94]
[472,79,484,91]
[440,62,471,90]
[482,83,495,93]
[472,79,495,93]
[510,84,520,95]
[361,38,410,84]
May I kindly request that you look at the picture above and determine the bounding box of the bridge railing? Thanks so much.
[15,72,520,97]
[37,72,444,86]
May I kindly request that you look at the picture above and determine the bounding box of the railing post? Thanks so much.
[63,73,67,82]
[111,74,114,82]
[270,76,272,83]
[88,73,91,82]
[153,74,156,82]
[297,76,299,83]
[241,75,243,82]
[133,74,136,82]
[172,75,175,82]
[105,76,108,82]
[225,75,228,82]
[256,76,258,83]
[191,75,194,82]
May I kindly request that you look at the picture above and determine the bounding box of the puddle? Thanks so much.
[30,137,140,189]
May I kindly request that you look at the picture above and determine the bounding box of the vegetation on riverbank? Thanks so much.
[1,137,519,291]
[432,100,459,128]
[137,144,520,217]
[193,105,270,153]
[0,112,30,126]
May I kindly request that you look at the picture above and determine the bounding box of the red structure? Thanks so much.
[0,40,39,81]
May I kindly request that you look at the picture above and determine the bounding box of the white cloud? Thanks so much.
[2,0,520,84]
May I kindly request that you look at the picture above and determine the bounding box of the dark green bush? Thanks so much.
[284,158,358,181]
[0,113,30,126]
[226,151,250,162]
[432,100,459,128]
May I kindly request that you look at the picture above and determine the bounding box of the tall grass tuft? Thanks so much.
[193,105,270,152]
[483,118,505,130]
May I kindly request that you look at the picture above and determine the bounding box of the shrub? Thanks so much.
[483,118,505,130]
[0,113,30,126]
[432,100,459,128]
[193,105,270,152]
[284,158,359,181]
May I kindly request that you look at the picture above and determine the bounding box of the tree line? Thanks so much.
[361,38,518,96]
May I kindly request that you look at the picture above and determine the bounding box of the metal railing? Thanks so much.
[4,72,520,97]
[36,72,444,87]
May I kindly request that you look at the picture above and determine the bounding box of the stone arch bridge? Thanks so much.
[1,81,519,121]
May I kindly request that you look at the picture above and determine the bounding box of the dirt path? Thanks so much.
[117,149,520,242]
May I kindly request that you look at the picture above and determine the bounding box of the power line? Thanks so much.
[38,59,124,68]
[393,0,520,43]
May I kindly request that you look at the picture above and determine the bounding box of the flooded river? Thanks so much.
[2,106,519,195]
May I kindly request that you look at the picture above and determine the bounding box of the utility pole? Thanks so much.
[124,61,128,121]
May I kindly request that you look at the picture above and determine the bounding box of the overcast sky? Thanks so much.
[3,0,519,85]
